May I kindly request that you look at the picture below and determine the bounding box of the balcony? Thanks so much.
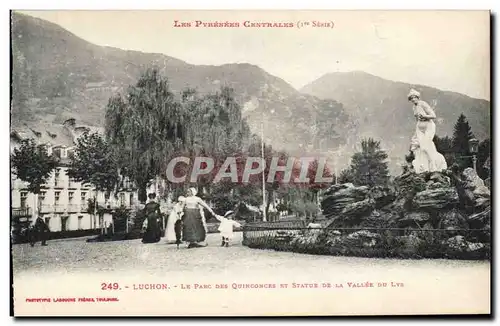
[67,204,79,213]
[40,204,53,213]
[12,207,32,217]
[80,203,89,212]
[54,205,67,213]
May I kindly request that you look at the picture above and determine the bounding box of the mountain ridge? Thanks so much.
[11,12,490,173]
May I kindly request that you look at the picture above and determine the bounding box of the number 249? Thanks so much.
[101,282,120,290]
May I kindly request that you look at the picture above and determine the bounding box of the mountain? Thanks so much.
[11,12,355,165]
[301,71,491,169]
[12,12,490,175]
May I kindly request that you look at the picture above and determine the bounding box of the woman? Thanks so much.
[180,187,217,248]
[165,196,185,246]
[408,89,447,173]
[142,193,162,244]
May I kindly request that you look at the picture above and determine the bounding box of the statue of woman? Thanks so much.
[408,89,447,173]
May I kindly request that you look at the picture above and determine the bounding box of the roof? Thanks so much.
[10,121,104,148]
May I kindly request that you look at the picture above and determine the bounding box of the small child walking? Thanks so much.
[215,211,242,247]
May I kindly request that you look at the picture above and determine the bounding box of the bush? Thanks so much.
[242,228,490,260]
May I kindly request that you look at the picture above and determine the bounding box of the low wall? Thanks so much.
[12,229,101,244]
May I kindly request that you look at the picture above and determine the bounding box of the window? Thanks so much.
[39,191,46,204]
[54,191,60,204]
[81,192,87,203]
[20,191,28,208]
[119,193,125,206]
[68,192,74,203]
[53,148,62,158]
[54,169,61,187]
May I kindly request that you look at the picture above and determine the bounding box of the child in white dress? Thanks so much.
[215,211,242,247]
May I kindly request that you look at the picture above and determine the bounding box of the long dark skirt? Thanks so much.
[142,217,161,244]
[182,208,206,243]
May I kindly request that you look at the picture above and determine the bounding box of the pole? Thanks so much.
[473,154,477,172]
[261,117,267,222]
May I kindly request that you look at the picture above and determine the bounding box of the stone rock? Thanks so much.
[413,187,459,209]
[359,210,398,229]
[324,230,342,246]
[323,183,355,196]
[382,196,408,214]
[462,168,486,190]
[438,209,468,237]
[397,211,431,228]
[446,236,486,253]
[290,231,320,246]
[446,235,468,251]
[475,197,490,210]
[467,242,485,252]
[473,185,490,198]
[341,198,375,218]
[429,172,451,187]
[368,185,396,208]
[346,230,381,248]
[467,208,491,226]
[321,184,369,217]
[396,234,424,254]
[395,172,427,196]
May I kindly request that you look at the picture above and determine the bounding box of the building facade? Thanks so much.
[10,120,141,232]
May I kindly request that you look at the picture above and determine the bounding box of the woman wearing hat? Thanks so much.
[142,193,162,244]
[408,89,447,173]
[179,187,217,248]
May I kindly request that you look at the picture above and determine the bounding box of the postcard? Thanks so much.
[10,9,491,316]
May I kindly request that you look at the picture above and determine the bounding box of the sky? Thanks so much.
[19,10,490,100]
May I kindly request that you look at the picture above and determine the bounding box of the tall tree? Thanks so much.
[67,131,120,231]
[348,138,389,187]
[477,138,491,180]
[11,138,58,220]
[105,68,185,203]
[180,86,252,194]
[433,135,455,167]
[452,113,475,169]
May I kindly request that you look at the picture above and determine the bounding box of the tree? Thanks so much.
[180,86,252,195]
[433,135,455,167]
[348,138,389,187]
[452,114,475,169]
[105,68,185,203]
[11,138,58,220]
[338,168,354,184]
[67,131,120,231]
[477,138,491,180]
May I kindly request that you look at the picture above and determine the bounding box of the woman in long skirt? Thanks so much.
[142,193,162,244]
[180,187,217,248]
[165,196,185,245]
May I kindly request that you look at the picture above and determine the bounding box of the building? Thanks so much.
[10,120,140,233]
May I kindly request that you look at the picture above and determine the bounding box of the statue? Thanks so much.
[407,89,447,173]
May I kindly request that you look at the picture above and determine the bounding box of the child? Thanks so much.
[215,211,242,247]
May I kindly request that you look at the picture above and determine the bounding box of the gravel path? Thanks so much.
[12,232,490,316]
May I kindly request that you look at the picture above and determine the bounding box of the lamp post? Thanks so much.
[260,108,275,222]
[468,138,479,172]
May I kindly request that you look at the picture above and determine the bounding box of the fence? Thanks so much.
[242,221,490,260]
